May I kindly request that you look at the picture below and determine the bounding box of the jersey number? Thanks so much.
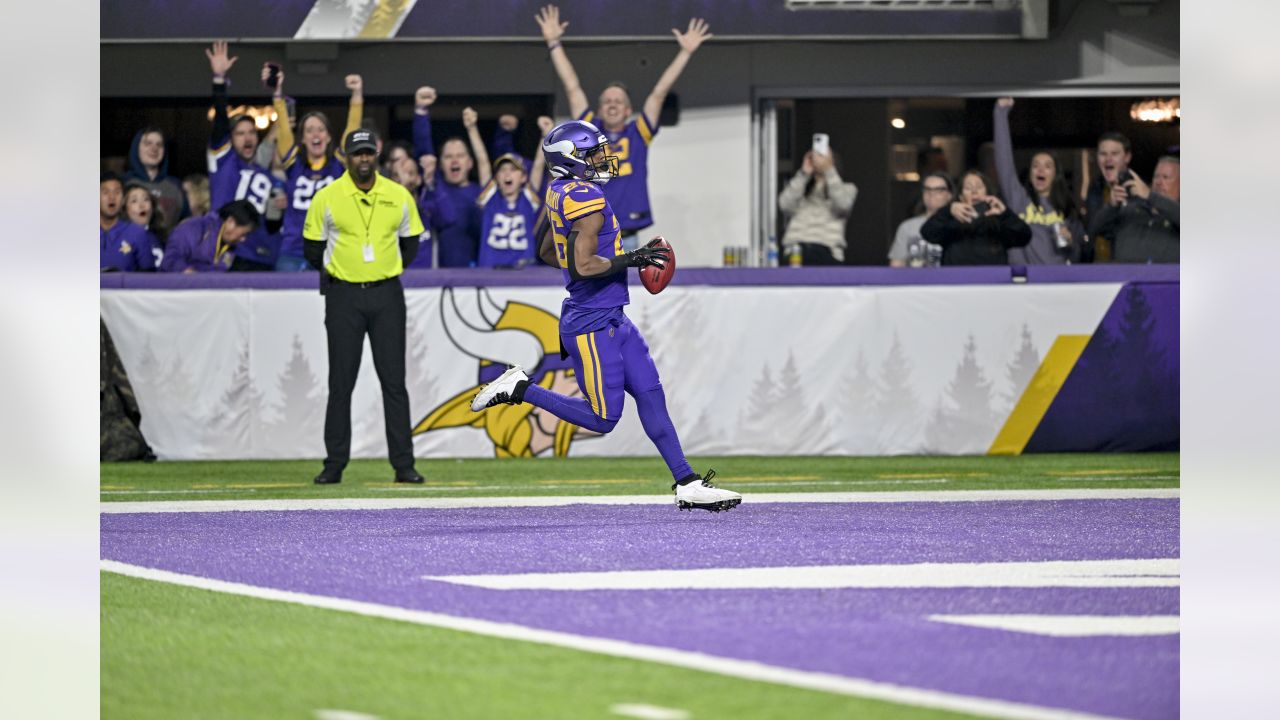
[234,170,272,213]
[292,175,334,211]
[486,214,528,251]
[610,137,634,177]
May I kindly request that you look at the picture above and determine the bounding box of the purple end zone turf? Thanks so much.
[102,499,1179,719]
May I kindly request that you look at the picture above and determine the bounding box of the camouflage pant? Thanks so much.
[101,318,154,462]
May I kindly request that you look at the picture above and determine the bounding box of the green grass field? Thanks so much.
[101,453,1179,502]
[101,453,1178,719]
[103,572,985,720]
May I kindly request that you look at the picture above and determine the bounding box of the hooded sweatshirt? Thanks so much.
[125,130,190,236]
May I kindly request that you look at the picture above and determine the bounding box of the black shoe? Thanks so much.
[394,469,425,484]
[313,471,342,485]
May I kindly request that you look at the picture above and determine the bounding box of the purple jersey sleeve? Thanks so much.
[412,111,436,158]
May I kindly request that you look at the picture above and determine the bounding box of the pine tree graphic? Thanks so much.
[839,350,879,453]
[739,362,779,444]
[406,317,438,415]
[160,351,201,418]
[775,351,831,451]
[875,333,922,452]
[1003,324,1041,410]
[928,334,998,453]
[215,341,266,448]
[268,335,325,450]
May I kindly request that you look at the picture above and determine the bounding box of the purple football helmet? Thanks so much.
[542,120,619,185]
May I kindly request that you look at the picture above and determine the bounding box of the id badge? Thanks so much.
[362,244,375,263]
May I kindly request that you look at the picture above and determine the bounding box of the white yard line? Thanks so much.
[928,615,1180,637]
[313,710,381,720]
[610,703,691,720]
[425,559,1180,591]
[99,488,1179,514]
[101,560,1123,720]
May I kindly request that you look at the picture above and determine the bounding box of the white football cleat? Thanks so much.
[674,470,742,512]
[470,365,529,411]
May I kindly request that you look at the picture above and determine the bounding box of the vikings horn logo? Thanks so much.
[412,288,601,457]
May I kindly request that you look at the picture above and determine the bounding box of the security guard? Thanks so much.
[303,128,426,485]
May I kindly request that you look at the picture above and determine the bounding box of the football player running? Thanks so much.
[470,120,741,512]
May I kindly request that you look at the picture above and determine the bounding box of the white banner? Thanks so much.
[100,283,1122,460]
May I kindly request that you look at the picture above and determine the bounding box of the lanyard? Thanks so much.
[212,225,230,266]
[352,191,378,237]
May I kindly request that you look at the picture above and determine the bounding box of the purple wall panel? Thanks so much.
[1026,282,1180,453]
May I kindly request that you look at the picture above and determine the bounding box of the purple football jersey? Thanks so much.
[207,144,276,266]
[476,182,541,268]
[544,177,628,333]
[579,110,659,233]
[279,156,345,258]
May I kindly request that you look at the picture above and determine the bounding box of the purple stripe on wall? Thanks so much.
[100,264,1178,290]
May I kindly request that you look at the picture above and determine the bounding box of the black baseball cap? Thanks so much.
[344,128,379,155]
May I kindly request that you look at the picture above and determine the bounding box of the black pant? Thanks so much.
[323,277,414,474]
[798,243,841,266]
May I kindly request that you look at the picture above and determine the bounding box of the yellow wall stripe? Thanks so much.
[988,335,1091,456]
[588,332,607,419]
[576,334,599,416]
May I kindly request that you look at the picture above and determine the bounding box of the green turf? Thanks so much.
[101,453,1179,502]
[102,571,985,720]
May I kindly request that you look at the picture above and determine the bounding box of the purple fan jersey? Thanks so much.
[100,221,156,272]
[579,109,659,233]
[544,177,627,335]
[207,143,277,266]
[279,156,344,259]
[476,182,541,268]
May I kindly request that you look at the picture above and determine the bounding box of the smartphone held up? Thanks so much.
[812,133,830,157]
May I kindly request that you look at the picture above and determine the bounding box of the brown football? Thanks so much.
[638,237,675,294]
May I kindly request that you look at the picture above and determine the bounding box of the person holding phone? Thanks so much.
[1086,156,1179,264]
[1081,131,1135,261]
[777,133,858,265]
[920,169,1031,266]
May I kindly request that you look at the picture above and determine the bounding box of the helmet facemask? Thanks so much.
[579,143,619,185]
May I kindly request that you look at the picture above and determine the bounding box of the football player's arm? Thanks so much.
[536,5,589,118]
[643,18,712,125]
[566,212,668,280]
[567,212,610,278]
[536,211,558,267]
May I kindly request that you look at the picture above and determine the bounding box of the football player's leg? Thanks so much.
[522,328,624,434]
[619,319,694,482]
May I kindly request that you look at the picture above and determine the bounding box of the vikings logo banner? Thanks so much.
[412,288,600,459]
[100,281,1177,460]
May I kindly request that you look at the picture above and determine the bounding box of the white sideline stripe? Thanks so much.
[99,488,1179,514]
[426,559,1180,591]
[928,615,1181,637]
[610,703,691,720]
[101,560,1121,720]
[314,710,381,720]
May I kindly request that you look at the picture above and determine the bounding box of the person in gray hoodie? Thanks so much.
[124,127,189,236]
[992,98,1085,265]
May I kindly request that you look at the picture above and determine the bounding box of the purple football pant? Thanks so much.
[523,315,694,482]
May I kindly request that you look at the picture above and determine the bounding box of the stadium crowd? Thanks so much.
[100,8,1179,274]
